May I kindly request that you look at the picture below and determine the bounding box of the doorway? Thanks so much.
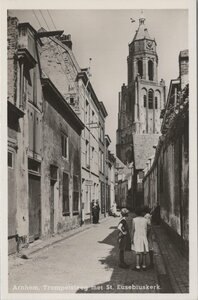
[50,180,55,234]
[28,173,41,242]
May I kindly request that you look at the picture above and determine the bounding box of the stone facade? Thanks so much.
[39,30,109,224]
[7,17,84,253]
[41,78,84,236]
[143,50,189,255]
[114,157,133,210]
[98,102,108,216]
[116,13,166,208]
[8,15,112,253]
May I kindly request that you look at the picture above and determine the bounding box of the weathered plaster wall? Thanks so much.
[42,91,82,236]
[143,119,189,248]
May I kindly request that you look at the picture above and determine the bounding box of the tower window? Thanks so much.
[148,60,154,81]
[143,95,147,107]
[8,151,13,168]
[137,60,143,78]
[155,97,158,109]
[148,90,153,109]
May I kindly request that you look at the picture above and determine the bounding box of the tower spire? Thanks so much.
[139,10,145,25]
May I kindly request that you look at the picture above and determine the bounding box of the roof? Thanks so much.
[41,77,84,133]
[99,101,108,118]
[77,71,101,111]
[133,134,160,170]
[132,15,152,42]
[105,135,111,147]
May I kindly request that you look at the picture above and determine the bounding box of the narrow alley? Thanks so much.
[9,216,177,294]
[5,8,192,298]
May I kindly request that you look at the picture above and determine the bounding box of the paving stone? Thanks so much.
[9,217,161,294]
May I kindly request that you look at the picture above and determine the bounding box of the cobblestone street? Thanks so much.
[9,217,163,294]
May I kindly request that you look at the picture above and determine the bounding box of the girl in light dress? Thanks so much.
[131,206,149,271]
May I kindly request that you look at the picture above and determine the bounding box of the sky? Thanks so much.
[9,9,188,153]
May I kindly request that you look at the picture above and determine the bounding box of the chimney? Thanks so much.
[179,49,189,90]
[59,34,72,50]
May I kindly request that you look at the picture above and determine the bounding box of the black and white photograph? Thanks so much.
[1,0,197,299]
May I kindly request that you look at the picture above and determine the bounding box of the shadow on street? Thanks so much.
[76,221,160,294]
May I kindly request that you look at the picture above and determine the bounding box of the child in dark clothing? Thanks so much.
[118,208,130,268]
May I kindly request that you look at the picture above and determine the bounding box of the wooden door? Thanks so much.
[50,180,55,234]
[29,174,41,242]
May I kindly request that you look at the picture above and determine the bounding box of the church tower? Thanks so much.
[116,12,166,164]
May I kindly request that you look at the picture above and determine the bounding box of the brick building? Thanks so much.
[7,17,84,253]
[7,14,112,253]
[39,29,109,223]
[98,102,108,217]
[143,50,189,255]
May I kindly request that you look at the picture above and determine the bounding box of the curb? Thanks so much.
[153,226,184,293]
[152,229,174,293]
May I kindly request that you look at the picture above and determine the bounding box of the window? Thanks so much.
[148,60,154,81]
[62,172,69,215]
[101,152,104,173]
[139,171,144,179]
[28,158,40,174]
[137,60,143,78]
[155,97,158,109]
[148,90,153,109]
[144,95,147,107]
[86,100,89,125]
[33,68,37,105]
[61,133,68,159]
[8,151,13,168]
[92,110,95,123]
[50,165,58,181]
[92,147,94,159]
[99,125,104,142]
[73,175,79,214]
[70,97,74,105]
[86,140,90,168]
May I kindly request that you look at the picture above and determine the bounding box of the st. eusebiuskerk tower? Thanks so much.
[116,12,166,164]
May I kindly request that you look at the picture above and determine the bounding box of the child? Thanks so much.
[117,208,130,268]
[131,206,149,271]
[142,206,154,269]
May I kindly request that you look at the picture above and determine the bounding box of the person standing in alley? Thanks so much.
[92,200,97,224]
[142,206,154,269]
[96,200,100,224]
[131,206,149,271]
[152,201,161,225]
[117,208,130,268]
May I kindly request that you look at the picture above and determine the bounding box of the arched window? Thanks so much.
[155,90,161,110]
[141,88,147,108]
[155,97,158,109]
[148,60,154,81]
[144,95,147,107]
[148,90,153,109]
[137,60,143,78]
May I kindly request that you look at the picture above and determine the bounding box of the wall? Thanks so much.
[7,17,18,105]
[42,89,82,235]
[40,36,102,224]
[143,113,189,253]
[116,180,128,208]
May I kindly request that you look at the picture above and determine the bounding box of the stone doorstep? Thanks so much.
[18,216,111,258]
